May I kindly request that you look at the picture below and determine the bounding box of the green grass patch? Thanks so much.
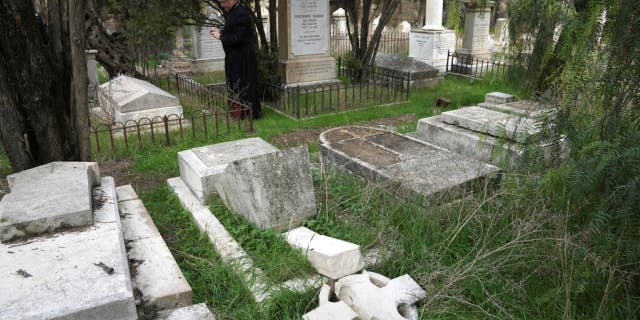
[207,194,315,284]
[0,147,11,176]
[191,71,227,84]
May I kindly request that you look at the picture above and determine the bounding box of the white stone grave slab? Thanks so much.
[0,162,100,243]
[334,271,426,320]
[98,75,183,123]
[216,145,317,231]
[285,226,364,279]
[117,185,192,315]
[320,126,500,202]
[0,177,137,320]
[441,106,540,140]
[178,138,279,203]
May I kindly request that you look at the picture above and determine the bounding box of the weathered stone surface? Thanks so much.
[117,185,192,315]
[440,106,540,140]
[0,162,100,243]
[116,184,139,202]
[461,5,492,58]
[484,92,515,105]
[416,115,521,165]
[215,145,317,231]
[0,177,137,320]
[334,271,426,320]
[375,53,438,80]
[285,227,364,279]
[320,126,500,201]
[409,29,456,72]
[156,303,216,320]
[178,138,278,203]
[480,100,552,118]
[115,105,184,123]
[99,75,180,113]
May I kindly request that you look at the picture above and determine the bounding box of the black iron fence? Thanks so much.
[262,59,410,119]
[91,73,253,156]
[445,50,512,79]
[331,31,410,57]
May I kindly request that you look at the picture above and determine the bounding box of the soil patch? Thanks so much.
[98,158,168,192]
[270,114,416,148]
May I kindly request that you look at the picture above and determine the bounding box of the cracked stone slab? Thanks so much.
[285,227,364,279]
[440,106,540,140]
[215,145,317,231]
[0,162,101,243]
[0,177,137,320]
[320,126,499,202]
[178,138,278,203]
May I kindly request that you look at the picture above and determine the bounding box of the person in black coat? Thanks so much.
[210,0,262,118]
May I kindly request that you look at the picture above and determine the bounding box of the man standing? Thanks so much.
[210,0,262,119]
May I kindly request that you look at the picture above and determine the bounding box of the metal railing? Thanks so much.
[445,50,512,79]
[262,59,410,119]
[331,31,410,57]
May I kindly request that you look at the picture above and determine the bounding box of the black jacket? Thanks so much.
[220,3,261,114]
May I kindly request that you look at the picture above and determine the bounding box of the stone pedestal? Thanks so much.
[461,4,492,58]
[278,0,336,86]
[409,29,456,72]
[423,0,445,30]
[86,49,99,99]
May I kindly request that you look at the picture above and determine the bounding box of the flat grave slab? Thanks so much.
[320,126,499,201]
[441,106,540,140]
[178,138,278,203]
[484,91,515,105]
[480,99,551,118]
[157,303,216,320]
[0,162,100,243]
[0,177,137,320]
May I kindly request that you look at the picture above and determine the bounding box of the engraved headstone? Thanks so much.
[461,3,492,58]
[409,0,455,72]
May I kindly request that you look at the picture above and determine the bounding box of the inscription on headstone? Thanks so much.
[197,27,225,59]
[291,0,329,55]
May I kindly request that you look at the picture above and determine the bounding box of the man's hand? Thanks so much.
[209,27,221,40]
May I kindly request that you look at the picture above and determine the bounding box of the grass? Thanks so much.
[208,194,315,284]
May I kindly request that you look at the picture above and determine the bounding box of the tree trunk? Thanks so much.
[0,0,87,172]
[269,0,278,49]
[85,0,138,78]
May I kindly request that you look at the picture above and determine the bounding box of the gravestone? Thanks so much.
[0,174,137,319]
[98,75,183,123]
[320,126,500,202]
[0,162,100,243]
[409,0,456,72]
[278,0,338,85]
[398,21,411,33]
[191,23,225,72]
[215,145,317,231]
[375,53,440,89]
[86,49,99,99]
[333,8,347,33]
[460,2,492,58]
[178,138,279,203]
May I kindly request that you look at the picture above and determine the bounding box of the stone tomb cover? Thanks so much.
[98,75,183,123]
[320,126,499,201]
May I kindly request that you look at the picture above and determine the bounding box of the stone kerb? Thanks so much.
[0,162,100,243]
[440,106,540,141]
[0,176,137,320]
[319,126,500,202]
[178,138,279,203]
[285,226,364,279]
[215,145,317,231]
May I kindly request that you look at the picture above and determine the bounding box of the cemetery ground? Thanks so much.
[0,75,634,319]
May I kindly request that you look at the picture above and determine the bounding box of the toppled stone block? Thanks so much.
[156,303,216,320]
[0,162,100,243]
[285,227,364,279]
[178,138,278,203]
[484,92,515,105]
[117,185,192,316]
[334,271,426,320]
[215,145,317,231]
[0,177,137,320]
